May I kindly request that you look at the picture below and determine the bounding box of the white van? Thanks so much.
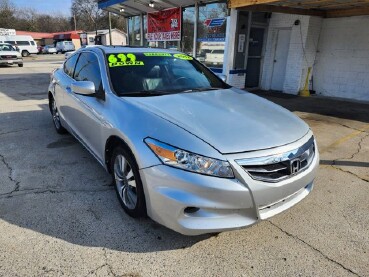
[56,41,75,54]
[0,35,38,57]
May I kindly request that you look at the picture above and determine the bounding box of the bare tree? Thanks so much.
[72,0,104,32]
[0,0,16,28]
[71,0,127,32]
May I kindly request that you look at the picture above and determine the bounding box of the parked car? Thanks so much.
[205,49,224,66]
[0,43,23,67]
[64,45,97,59]
[48,46,319,236]
[37,45,44,54]
[56,41,75,54]
[42,45,57,54]
[0,35,38,57]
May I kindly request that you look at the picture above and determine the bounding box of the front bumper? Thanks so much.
[140,133,319,236]
[0,59,23,65]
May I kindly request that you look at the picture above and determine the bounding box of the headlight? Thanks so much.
[145,138,234,178]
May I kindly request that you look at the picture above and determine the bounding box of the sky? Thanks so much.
[12,0,72,16]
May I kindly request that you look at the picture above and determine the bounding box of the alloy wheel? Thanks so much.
[114,154,137,210]
[52,100,61,129]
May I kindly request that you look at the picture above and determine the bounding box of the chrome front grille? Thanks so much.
[0,55,17,60]
[236,136,315,183]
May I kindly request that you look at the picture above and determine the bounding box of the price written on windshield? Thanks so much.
[108,53,144,67]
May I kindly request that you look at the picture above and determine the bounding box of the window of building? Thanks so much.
[197,2,228,69]
[182,6,195,55]
[125,2,229,73]
[128,16,142,46]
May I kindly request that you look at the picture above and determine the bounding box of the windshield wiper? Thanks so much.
[182,87,224,93]
[120,90,168,97]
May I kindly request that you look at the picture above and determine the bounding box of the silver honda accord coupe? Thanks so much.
[48,46,319,235]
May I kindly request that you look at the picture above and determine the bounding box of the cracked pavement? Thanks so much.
[0,56,368,276]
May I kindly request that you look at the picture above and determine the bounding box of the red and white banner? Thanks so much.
[147,7,181,41]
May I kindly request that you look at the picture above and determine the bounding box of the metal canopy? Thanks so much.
[229,0,369,17]
[98,0,216,17]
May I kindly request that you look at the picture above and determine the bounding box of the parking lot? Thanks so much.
[0,55,368,277]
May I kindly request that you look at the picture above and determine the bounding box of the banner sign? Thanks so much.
[197,18,226,42]
[147,7,181,41]
[0,28,16,36]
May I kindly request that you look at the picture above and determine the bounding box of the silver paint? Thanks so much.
[48,46,319,235]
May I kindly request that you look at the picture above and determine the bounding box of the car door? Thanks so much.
[64,51,106,161]
[55,53,79,130]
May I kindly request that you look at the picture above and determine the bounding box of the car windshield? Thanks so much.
[106,52,230,96]
[0,44,14,51]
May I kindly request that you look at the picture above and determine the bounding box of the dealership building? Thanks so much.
[98,0,369,102]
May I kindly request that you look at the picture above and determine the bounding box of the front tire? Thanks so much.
[50,96,67,134]
[18,64,23,67]
[21,50,29,57]
[111,146,146,218]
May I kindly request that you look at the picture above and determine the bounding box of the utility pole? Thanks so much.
[73,13,77,31]
[108,12,113,45]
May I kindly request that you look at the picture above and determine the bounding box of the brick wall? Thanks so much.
[314,16,369,101]
[261,13,322,94]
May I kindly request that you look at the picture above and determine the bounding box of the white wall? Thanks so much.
[261,13,322,94]
[314,16,369,101]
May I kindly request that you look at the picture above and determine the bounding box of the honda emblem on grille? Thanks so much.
[290,159,301,174]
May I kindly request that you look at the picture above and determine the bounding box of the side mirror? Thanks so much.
[71,81,96,96]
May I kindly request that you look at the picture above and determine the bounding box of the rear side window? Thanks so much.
[74,52,102,91]
[64,54,79,78]
[16,41,30,46]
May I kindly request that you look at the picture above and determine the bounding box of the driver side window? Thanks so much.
[74,52,102,92]
[64,54,79,78]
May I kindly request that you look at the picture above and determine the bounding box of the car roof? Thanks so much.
[87,45,181,55]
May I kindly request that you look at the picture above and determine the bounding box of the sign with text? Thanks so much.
[147,7,181,41]
[0,28,16,36]
[197,18,226,42]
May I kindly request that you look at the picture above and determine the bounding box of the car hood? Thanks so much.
[0,51,21,57]
[127,88,309,154]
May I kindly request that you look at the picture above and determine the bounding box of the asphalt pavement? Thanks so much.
[0,55,368,277]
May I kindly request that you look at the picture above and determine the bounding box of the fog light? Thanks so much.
[184,207,199,214]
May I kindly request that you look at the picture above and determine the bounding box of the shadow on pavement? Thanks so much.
[0,107,210,253]
[0,73,50,101]
[320,160,369,167]
[252,90,369,124]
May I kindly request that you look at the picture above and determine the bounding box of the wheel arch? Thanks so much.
[105,135,133,174]
[48,91,54,112]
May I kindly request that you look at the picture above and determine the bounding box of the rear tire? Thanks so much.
[50,96,67,134]
[111,146,147,218]
[18,64,23,67]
